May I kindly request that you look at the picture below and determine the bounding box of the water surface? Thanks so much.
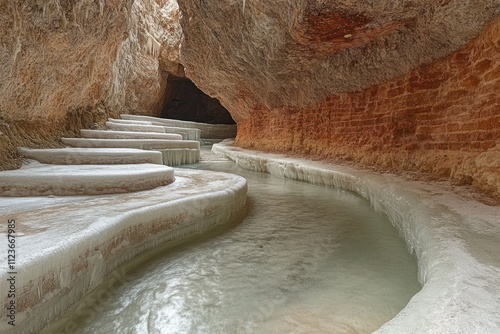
[43,153,420,334]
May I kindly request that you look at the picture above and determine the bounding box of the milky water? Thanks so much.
[43,156,421,334]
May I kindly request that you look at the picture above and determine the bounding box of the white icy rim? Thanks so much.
[0,168,247,333]
[0,162,174,196]
[213,140,500,334]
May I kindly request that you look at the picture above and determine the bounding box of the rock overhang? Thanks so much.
[175,0,500,120]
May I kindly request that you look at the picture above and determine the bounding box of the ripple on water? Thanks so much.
[42,159,421,334]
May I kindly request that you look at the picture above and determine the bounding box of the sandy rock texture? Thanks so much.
[0,0,181,169]
[177,0,500,200]
[235,18,500,201]
[178,0,499,121]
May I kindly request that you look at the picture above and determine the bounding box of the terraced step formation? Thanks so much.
[80,129,183,140]
[0,163,175,196]
[3,115,240,197]
[120,114,237,139]
[18,147,164,165]
[0,115,246,334]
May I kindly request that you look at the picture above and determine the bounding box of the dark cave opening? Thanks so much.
[160,75,235,125]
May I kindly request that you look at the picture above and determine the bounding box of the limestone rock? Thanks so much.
[177,0,499,121]
[176,0,500,200]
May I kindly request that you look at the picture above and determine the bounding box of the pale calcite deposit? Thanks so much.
[0,0,498,200]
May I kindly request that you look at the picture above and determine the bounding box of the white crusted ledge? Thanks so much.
[80,129,183,140]
[61,138,200,150]
[0,163,174,196]
[0,169,247,333]
[212,140,500,334]
[120,114,236,139]
[105,121,167,133]
[18,147,163,165]
[106,121,200,140]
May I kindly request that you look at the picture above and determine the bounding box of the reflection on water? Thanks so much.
[43,153,421,334]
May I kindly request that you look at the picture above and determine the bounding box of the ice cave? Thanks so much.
[0,1,499,334]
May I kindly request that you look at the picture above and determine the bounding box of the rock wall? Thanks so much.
[161,77,235,124]
[0,0,181,170]
[235,18,500,200]
[177,0,500,201]
[178,0,499,121]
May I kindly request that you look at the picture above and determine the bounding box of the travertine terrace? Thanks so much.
[1,0,498,199]
[0,1,499,333]
[177,0,500,201]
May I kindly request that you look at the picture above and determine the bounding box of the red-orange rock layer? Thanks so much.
[236,18,500,201]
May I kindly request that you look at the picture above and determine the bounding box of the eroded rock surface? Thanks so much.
[0,0,182,169]
[177,0,500,200]
[1,0,498,200]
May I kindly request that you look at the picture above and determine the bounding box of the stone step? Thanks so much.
[80,129,182,140]
[120,114,236,139]
[106,121,198,140]
[200,138,225,145]
[161,128,189,140]
[107,118,152,125]
[119,115,204,140]
[61,138,200,150]
[0,163,175,196]
[105,121,166,133]
[18,147,163,165]
[159,126,199,141]
[120,114,202,128]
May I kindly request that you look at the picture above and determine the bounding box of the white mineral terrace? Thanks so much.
[120,114,237,139]
[0,162,175,196]
[0,168,247,333]
[158,148,201,166]
[212,140,500,334]
[17,147,163,165]
[105,120,202,141]
[61,138,200,150]
[104,121,169,133]
[80,129,183,140]
[60,138,201,166]
[107,118,153,125]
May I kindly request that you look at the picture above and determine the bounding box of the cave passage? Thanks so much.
[161,75,235,124]
[43,148,421,334]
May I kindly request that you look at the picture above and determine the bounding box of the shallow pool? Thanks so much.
[43,154,421,334]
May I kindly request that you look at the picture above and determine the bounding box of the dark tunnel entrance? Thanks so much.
[161,76,235,125]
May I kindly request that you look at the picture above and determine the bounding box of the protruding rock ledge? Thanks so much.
[18,147,164,165]
[105,121,168,133]
[0,163,174,196]
[120,114,237,139]
[212,140,500,334]
[80,129,183,140]
[61,138,200,150]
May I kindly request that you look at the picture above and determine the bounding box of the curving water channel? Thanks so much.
[43,152,421,334]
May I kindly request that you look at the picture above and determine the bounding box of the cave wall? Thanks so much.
[177,0,500,200]
[177,0,499,121]
[235,18,500,200]
[161,77,235,124]
[0,0,181,169]
[0,0,498,200]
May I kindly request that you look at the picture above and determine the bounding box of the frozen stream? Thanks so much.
[43,154,421,334]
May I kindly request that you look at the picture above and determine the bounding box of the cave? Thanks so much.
[0,1,499,333]
[160,75,235,124]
